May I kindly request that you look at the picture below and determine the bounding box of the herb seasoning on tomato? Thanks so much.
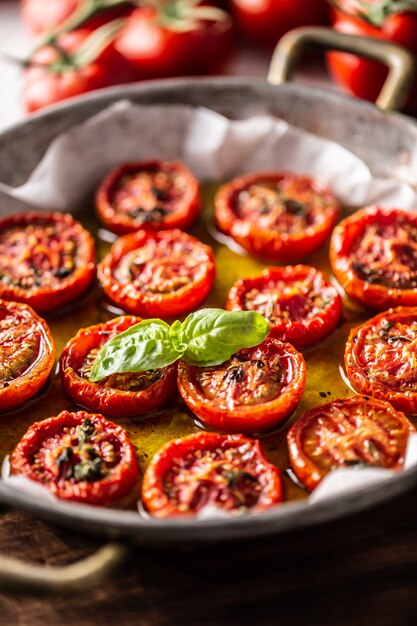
[10,410,140,506]
[177,337,306,434]
[60,315,177,417]
[95,160,201,235]
[226,265,342,349]
[345,306,417,414]
[98,229,215,317]
[0,299,55,412]
[330,206,417,310]
[215,172,340,261]
[288,395,415,491]
[142,431,283,517]
[0,212,95,313]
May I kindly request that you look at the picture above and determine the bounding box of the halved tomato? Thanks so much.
[345,306,417,415]
[0,212,95,313]
[97,229,215,318]
[59,315,177,417]
[226,265,342,350]
[10,410,140,507]
[0,299,55,412]
[177,337,306,435]
[288,395,415,491]
[215,172,340,261]
[330,206,417,310]
[142,431,283,517]
[95,160,201,235]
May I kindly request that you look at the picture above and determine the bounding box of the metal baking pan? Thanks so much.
[0,27,416,594]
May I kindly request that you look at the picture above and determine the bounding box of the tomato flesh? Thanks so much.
[288,395,415,490]
[142,431,283,517]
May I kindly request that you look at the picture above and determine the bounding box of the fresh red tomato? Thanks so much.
[226,265,342,350]
[142,431,283,517]
[177,337,306,434]
[0,299,55,412]
[115,4,233,80]
[95,160,201,235]
[10,410,140,506]
[98,229,215,318]
[21,0,134,35]
[23,28,135,113]
[60,315,178,417]
[231,0,329,49]
[330,206,417,311]
[288,395,415,491]
[215,172,340,261]
[345,306,417,415]
[327,2,417,110]
[0,212,95,313]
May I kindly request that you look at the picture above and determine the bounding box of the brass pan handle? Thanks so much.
[0,542,127,596]
[268,26,416,112]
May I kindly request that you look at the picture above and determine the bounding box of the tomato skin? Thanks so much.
[142,431,283,517]
[98,229,215,318]
[330,206,417,311]
[0,299,55,412]
[345,306,417,415]
[177,337,306,435]
[231,0,329,49]
[115,7,233,80]
[10,410,140,506]
[95,160,201,236]
[327,8,417,110]
[288,395,415,491]
[59,315,177,417]
[0,212,96,314]
[23,29,135,114]
[226,265,342,350]
[214,172,340,261]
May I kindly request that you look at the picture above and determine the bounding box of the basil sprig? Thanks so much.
[89,308,269,382]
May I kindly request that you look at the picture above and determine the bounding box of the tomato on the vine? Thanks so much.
[142,431,283,517]
[0,211,95,313]
[327,1,417,110]
[177,337,306,435]
[226,265,342,350]
[10,410,140,506]
[60,315,178,417]
[95,160,201,235]
[345,306,417,415]
[98,229,215,318]
[288,395,415,491]
[0,299,55,412]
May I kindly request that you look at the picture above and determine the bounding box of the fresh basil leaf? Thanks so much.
[89,319,181,382]
[181,308,270,366]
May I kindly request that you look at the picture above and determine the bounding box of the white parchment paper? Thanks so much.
[1,99,417,214]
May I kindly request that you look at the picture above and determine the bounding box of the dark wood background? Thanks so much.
[1,489,417,626]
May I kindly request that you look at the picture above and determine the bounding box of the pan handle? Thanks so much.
[268,26,416,112]
[0,541,128,595]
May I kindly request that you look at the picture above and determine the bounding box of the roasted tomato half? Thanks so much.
[177,337,306,435]
[60,315,177,417]
[0,212,95,313]
[0,299,55,412]
[10,410,140,507]
[288,395,415,491]
[330,206,417,310]
[214,172,340,261]
[98,229,215,318]
[96,160,201,235]
[345,306,417,415]
[226,265,342,350]
[142,431,283,517]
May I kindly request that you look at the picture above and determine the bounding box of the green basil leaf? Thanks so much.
[181,308,270,366]
[89,319,181,382]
